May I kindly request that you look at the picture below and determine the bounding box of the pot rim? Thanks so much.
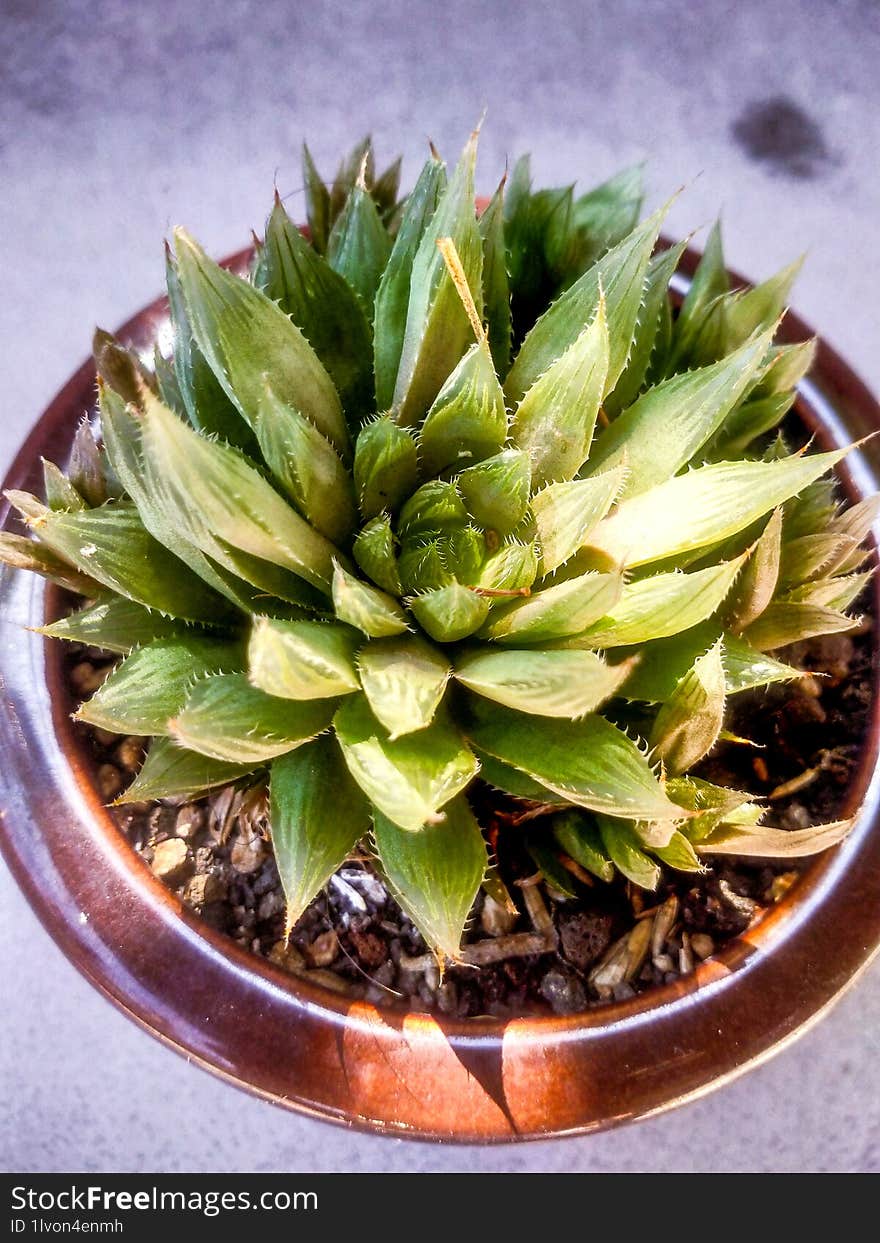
[2,243,880,1143]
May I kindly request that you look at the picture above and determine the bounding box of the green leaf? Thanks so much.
[455,648,635,717]
[98,387,257,611]
[392,132,483,425]
[568,556,746,648]
[505,204,667,405]
[0,532,102,597]
[255,385,357,546]
[480,569,623,644]
[828,493,880,543]
[17,499,226,623]
[525,832,580,898]
[353,415,418,520]
[617,622,802,702]
[174,229,349,459]
[532,467,626,576]
[510,297,609,488]
[326,181,391,319]
[42,459,85,511]
[372,156,403,221]
[164,250,258,455]
[474,750,568,804]
[332,561,409,636]
[666,775,757,842]
[476,541,538,593]
[92,329,153,411]
[569,164,644,267]
[407,583,490,643]
[585,447,848,568]
[742,601,855,650]
[652,830,704,873]
[723,257,803,351]
[67,421,108,509]
[262,197,373,423]
[40,596,191,654]
[358,635,450,738]
[138,393,342,595]
[442,525,488,584]
[604,240,686,416]
[115,737,258,804]
[270,737,372,934]
[596,816,661,889]
[302,142,331,253]
[418,341,507,477]
[727,508,783,632]
[398,539,452,594]
[329,137,374,224]
[456,449,531,535]
[711,392,796,459]
[649,639,726,775]
[170,672,335,762]
[75,635,242,735]
[334,695,478,831]
[478,178,512,378]
[785,571,872,612]
[353,515,402,595]
[463,699,682,821]
[671,219,729,365]
[374,154,447,410]
[698,818,852,858]
[751,338,816,399]
[248,617,361,700]
[552,811,615,881]
[778,533,856,588]
[587,328,774,498]
[398,479,468,540]
[373,796,486,961]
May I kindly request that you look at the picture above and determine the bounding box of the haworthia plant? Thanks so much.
[3,131,873,963]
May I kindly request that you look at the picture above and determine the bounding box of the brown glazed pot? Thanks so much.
[2,245,880,1144]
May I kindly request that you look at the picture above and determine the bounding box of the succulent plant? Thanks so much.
[2,131,874,962]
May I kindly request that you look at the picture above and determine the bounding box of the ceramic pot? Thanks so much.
[2,246,879,1142]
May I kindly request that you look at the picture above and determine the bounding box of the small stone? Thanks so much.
[268,940,306,974]
[717,878,757,925]
[650,895,680,959]
[305,968,353,995]
[769,871,799,903]
[679,931,695,975]
[96,763,123,801]
[349,923,388,969]
[305,930,339,967]
[184,872,227,905]
[147,804,177,843]
[252,861,279,896]
[151,837,193,885]
[174,804,205,840]
[115,736,145,773]
[230,832,267,875]
[338,867,387,906]
[372,961,397,989]
[539,968,587,1016]
[92,727,120,748]
[436,980,459,1015]
[480,893,518,937]
[559,910,613,971]
[654,952,675,973]
[257,889,285,922]
[690,933,715,961]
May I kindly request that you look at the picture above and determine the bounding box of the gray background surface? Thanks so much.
[1,0,879,1172]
